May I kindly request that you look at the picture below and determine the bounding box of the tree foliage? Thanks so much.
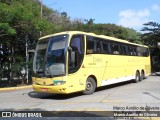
[68,23,141,43]
[0,0,54,62]
[141,22,160,47]
[0,0,142,65]
[0,0,145,86]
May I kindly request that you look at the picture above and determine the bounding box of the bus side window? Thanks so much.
[96,40,101,53]
[121,45,127,55]
[132,47,137,56]
[94,38,102,54]
[129,46,137,56]
[110,43,120,55]
[127,46,133,55]
[86,36,94,54]
[70,36,84,54]
[137,47,149,57]
[87,36,103,54]
[143,48,149,57]
[102,41,109,54]
[68,35,84,74]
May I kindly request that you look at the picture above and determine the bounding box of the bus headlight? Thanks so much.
[53,80,66,86]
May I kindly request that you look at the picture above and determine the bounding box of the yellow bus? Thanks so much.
[32,31,151,95]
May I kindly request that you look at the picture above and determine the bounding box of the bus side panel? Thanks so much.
[101,55,151,86]
[145,56,151,75]
[66,69,86,93]
[83,54,104,87]
[102,55,130,81]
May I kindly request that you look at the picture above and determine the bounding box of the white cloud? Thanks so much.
[152,4,160,12]
[118,9,150,28]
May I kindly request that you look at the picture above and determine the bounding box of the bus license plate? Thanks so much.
[41,88,48,92]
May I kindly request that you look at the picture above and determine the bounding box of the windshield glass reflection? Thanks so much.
[33,35,68,77]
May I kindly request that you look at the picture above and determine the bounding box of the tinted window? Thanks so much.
[110,43,120,55]
[68,35,84,74]
[120,45,127,55]
[86,36,101,54]
[102,41,110,54]
[70,35,84,54]
[132,46,137,56]
[86,36,94,54]
[86,36,149,57]
[137,47,149,57]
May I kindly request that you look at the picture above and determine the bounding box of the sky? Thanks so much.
[42,0,160,32]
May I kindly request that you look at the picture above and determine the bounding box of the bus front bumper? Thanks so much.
[32,84,70,94]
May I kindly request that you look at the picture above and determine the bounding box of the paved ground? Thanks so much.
[0,75,160,120]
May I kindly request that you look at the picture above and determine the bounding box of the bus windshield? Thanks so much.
[33,35,68,77]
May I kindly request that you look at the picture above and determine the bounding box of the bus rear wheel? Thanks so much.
[134,71,140,83]
[83,77,96,95]
[141,70,145,80]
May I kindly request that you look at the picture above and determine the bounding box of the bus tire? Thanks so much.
[83,77,96,95]
[141,70,145,80]
[134,71,140,83]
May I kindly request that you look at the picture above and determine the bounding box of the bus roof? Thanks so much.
[39,31,148,48]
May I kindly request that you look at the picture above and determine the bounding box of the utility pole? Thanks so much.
[39,0,56,37]
[25,35,28,84]
[40,0,43,37]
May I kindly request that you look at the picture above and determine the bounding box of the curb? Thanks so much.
[0,85,32,91]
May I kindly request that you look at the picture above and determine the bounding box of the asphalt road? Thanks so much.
[0,75,160,120]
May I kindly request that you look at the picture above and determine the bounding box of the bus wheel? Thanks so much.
[141,70,145,80]
[83,77,96,95]
[134,71,140,83]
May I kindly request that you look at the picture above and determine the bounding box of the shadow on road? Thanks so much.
[28,91,83,100]
[143,92,160,101]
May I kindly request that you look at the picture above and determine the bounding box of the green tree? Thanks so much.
[0,0,143,86]
[84,18,95,25]
[72,23,141,43]
[141,22,160,47]
[0,0,55,60]
[0,0,57,85]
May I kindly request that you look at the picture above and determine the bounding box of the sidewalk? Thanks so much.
[0,85,32,91]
